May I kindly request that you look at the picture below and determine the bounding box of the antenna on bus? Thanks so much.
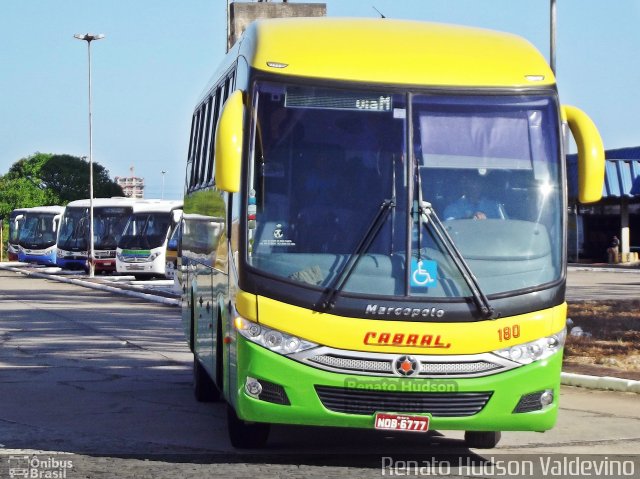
[372,6,386,18]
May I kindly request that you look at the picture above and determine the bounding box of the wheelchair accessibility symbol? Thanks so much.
[410,259,437,288]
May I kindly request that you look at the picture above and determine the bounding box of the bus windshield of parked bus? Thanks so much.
[119,212,173,250]
[247,81,562,301]
[9,211,25,245]
[57,208,88,251]
[92,207,131,250]
[18,212,58,249]
[58,206,131,251]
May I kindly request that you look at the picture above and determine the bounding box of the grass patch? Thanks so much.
[565,300,640,371]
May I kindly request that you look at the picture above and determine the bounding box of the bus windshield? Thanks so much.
[18,213,58,249]
[247,81,562,299]
[93,207,131,250]
[9,212,25,244]
[119,213,173,250]
[58,206,131,251]
[58,208,88,251]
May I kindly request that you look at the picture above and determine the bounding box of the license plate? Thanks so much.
[374,413,430,432]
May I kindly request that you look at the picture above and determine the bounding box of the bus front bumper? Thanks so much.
[233,338,562,432]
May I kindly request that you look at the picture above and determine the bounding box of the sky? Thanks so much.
[1,0,638,200]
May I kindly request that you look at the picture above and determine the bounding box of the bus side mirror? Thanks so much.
[14,214,24,228]
[214,90,244,193]
[562,105,605,204]
[53,214,61,233]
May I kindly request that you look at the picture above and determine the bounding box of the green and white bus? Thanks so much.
[116,199,183,279]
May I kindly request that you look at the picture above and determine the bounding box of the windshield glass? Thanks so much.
[93,207,131,250]
[246,82,562,299]
[412,94,562,296]
[118,213,172,250]
[58,206,131,251]
[247,82,408,296]
[9,212,25,243]
[18,213,58,248]
[58,207,88,250]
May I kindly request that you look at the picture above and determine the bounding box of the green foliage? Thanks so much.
[5,152,53,184]
[40,154,123,202]
[0,176,58,220]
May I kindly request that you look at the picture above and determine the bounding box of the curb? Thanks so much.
[561,372,640,394]
[0,264,180,307]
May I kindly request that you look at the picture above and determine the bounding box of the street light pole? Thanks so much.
[161,170,166,200]
[74,33,104,278]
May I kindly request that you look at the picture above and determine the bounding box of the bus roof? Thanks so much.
[10,208,30,218]
[64,197,138,209]
[239,18,555,89]
[22,206,65,215]
[130,199,183,214]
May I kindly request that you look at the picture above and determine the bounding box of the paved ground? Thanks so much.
[566,265,640,301]
[0,268,639,478]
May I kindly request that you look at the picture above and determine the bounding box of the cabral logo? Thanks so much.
[364,332,451,349]
[365,304,445,318]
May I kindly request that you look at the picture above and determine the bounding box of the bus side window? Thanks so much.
[186,113,198,189]
[199,96,213,185]
[192,109,205,188]
[207,87,222,184]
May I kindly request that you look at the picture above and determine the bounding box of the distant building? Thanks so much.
[115,166,144,199]
[228,1,326,51]
[568,147,640,262]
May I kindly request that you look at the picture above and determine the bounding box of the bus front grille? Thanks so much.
[314,385,492,417]
[291,347,518,379]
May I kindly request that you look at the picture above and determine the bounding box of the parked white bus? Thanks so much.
[16,206,64,266]
[57,197,137,272]
[116,199,183,279]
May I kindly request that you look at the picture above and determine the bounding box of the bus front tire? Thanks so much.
[464,431,501,449]
[193,356,220,402]
[227,404,270,449]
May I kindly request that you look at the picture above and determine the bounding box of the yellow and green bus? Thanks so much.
[180,18,604,449]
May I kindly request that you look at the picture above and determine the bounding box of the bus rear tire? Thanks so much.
[464,431,501,449]
[227,404,270,449]
[193,356,220,402]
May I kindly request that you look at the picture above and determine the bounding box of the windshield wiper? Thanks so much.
[317,198,395,311]
[418,201,497,319]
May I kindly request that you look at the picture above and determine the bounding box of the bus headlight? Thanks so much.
[494,329,566,365]
[234,316,317,355]
[148,252,161,261]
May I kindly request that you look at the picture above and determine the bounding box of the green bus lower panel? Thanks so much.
[232,338,562,433]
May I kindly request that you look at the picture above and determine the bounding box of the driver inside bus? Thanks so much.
[444,172,506,220]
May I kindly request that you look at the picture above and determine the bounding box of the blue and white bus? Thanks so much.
[116,200,183,279]
[16,206,65,266]
[56,198,137,272]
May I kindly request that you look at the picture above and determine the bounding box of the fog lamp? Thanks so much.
[245,377,263,398]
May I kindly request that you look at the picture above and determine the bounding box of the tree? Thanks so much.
[0,176,59,220]
[39,155,123,203]
[0,152,124,220]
